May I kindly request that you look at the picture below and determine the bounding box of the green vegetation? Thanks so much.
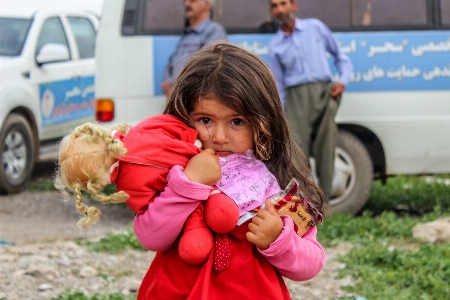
[27,177,57,192]
[81,224,144,253]
[46,175,449,300]
[338,243,450,300]
[318,175,450,300]
[50,289,135,300]
[365,175,450,214]
[319,209,450,299]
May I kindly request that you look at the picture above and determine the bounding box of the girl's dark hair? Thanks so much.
[164,42,326,215]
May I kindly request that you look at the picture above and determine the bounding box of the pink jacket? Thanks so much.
[134,165,325,282]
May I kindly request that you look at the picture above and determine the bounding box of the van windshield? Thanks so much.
[0,18,32,56]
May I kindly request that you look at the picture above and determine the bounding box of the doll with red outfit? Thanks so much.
[55,114,280,265]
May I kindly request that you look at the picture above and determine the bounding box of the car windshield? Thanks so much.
[0,17,32,56]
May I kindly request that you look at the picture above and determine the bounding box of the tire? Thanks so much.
[0,113,35,194]
[328,129,373,214]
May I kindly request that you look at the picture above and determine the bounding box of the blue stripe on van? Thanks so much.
[153,31,450,95]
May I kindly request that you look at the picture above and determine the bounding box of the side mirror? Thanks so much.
[36,43,70,65]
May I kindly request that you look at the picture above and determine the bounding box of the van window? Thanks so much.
[125,0,442,35]
[215,0,271,33]
[138,0,272,34]
[142,0,184,34]
[354,0,428,27]
[296,0,428,29]
[296,0,351,28]
[442,0,450,26]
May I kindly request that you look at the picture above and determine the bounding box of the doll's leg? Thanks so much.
[179,203,213,265]
[205,190,239,234]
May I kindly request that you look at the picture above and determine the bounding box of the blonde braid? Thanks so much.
[87,181,129,204]
[73,123,97,139]
[109,123,131,157]
[74,184,87,215]
[72,123,121,152]
[74,183,101,230]
[111,123,131,134]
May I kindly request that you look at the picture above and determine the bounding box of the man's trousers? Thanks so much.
[285,81,340,200]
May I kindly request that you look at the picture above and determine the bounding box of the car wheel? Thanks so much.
[0,113,35,194]
[328,129,373,214]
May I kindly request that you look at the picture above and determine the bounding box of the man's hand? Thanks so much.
[330,82,345,98]
[161,80,172,96]
[246,199,284,250]
[183,148,221,186]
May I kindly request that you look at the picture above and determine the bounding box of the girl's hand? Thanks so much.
[246,199,284,250]
[183,148,222,186]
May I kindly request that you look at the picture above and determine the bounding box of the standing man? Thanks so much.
[161,0,227,95]
[268,0,353,200]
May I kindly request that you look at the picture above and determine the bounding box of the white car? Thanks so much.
[0,8,98,193]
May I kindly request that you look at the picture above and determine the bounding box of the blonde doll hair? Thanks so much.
[54,122,131,229]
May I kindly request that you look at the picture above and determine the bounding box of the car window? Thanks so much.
[67,16,96,59]
[36,17,70,57]
[0,18,31,56]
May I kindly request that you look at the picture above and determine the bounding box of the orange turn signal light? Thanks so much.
[95,99,115,122]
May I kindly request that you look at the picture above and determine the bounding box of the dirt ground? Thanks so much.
[0,161,136,245]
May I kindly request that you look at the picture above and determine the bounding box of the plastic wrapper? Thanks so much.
[238,178,323,237]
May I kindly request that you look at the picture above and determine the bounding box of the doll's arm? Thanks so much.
[258,215,325,281]
[134,165,213,251]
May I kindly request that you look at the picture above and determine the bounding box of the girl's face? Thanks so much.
[190,97,254,157]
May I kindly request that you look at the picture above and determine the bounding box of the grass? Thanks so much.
[318,175,450,300]
[50,289,135,300]
[27,176,57,192]
[43,174,450,300]
[80,224,144,253]
[337,243,450,300]
[364,174,450,214]
[319,209,450,299]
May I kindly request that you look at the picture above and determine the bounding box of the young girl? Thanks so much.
[134,42,327,299]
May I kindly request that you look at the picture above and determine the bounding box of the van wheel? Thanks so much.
[329,129,373,214]
[0,113,35,194]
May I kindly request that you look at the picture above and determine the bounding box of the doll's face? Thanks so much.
[189,97,254,157]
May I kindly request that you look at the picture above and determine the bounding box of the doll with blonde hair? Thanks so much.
[55,122,130,228]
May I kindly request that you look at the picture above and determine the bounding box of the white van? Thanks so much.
[0,8,98,193]
[94,0,450,214]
